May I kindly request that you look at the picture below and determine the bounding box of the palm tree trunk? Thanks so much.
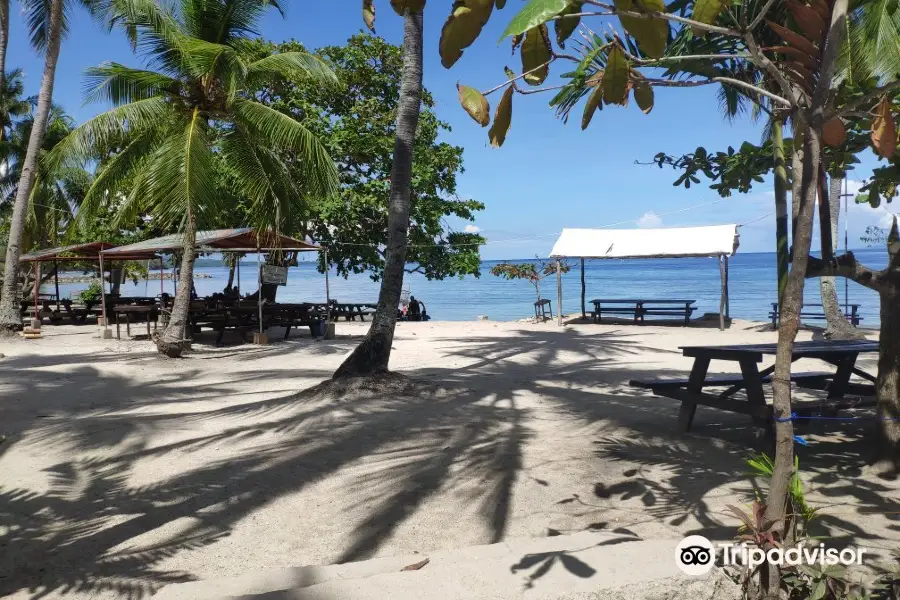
[819,175,862,339]
[156,212,197,358]
[226,258,236,290]
[773,119,789,305]
[0,0,8,92]
[0,0,64,333]
[334,8,423,378]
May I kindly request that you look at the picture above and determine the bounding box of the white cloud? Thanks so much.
[464,224,482,233]
[636,211,663,228]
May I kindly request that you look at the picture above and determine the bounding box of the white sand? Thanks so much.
[0,319,897,599]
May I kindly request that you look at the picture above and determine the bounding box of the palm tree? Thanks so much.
[50,0,338,357]
[0,69,29,140]
[333,2,424,377]
[0,0,65,332]
[0,0,8,92]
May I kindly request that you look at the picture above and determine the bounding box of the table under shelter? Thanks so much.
[19,242,161,324]
[548,224,740,330]
[100,228,325,342]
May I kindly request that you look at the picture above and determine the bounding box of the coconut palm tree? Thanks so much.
[333,2,424,377]
[0,0,66,332]
[0,69,30,141]
[50,0,338,357]
[0,0,8,92]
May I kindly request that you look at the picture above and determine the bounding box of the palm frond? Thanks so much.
[83,63,180,105]
[245,51,339,89]
[21,0,71,52]
[231,98,338,200]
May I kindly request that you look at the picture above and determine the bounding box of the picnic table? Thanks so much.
[331,302,377,322]
[770,302,862,328]
[591,299,697,326]
[114,304,159,339]
[630,340,878,436]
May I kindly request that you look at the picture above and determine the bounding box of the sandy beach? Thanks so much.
[1,319,897,599]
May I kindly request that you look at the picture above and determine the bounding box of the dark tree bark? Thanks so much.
[0,0,8,93]
[820,176,863,339]
[875,268,900,464]
[155,212,197,358]
[334,8,423,379]
[0,0,64,333]
[773,119,790,305]
[226,260,236,291]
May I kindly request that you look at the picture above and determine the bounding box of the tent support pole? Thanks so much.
[257,244,263,335]
[99,252,108,333]
[237,254,241,294]
[33,262,39,324]
[324,249,331,323]
[54,260,60,305]
[724,255,730,320]
[580,258,585,319]
[718,254,726,331]
[556,259,562,327]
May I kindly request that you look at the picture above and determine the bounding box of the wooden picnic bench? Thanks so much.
[629,340,878,438]
[331,302,377,322]
[770,302,862,328]
[591,299,697,326]
[114,304,159,339]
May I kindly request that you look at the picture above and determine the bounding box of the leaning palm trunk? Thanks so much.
[334,8,423,378]
[156,214,197,358]
[820,176,862,339]
[0,0,8,92]
[0,0,63,333]
[773,119,789,304]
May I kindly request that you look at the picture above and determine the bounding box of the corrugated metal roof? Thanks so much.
[20,242,118,262]
[101,228,319,255]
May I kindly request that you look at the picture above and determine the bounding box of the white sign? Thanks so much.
[261,265,288,286]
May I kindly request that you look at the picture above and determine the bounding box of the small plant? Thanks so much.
[77,280,104,304]
[490,257,570,320]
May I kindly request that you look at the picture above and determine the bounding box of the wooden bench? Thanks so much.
[770,302,862,328]
[114,305,159,339]
[332,302,376,322]
[591,299,697,326]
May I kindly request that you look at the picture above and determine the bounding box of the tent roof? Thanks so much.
[549,225,739,259]
[101,228,319,256]
[20,242,157,262]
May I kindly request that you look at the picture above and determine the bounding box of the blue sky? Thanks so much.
[7,0,896,259]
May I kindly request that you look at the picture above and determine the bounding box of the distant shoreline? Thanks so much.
[54,273,214,284]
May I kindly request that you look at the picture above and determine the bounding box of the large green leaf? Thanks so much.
[440,0,495,69]
[614,0,668,58]
[521,25,552,85]
[581,85,603,129]
[500,0,569,40]
[691,0,727,30]
[602,46,629,105]
[554,1,584,48]
[458,83,490,126]
[488,85,513,146]
[633,79,654,113]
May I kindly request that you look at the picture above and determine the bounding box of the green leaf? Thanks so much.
[634,80,654,113]
[488,85,514,146]
[691,0,727,31]
[458,83,491,126]
[554,1,584,48]
[581,84,603,129]
[521,25,552,85]
[602,46,629,104]
[614,0,668,58]
[500,0,569,40]
[810,579,827,600]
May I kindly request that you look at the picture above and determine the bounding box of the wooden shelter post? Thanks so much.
[556,258,562,327]
[256,244,263,334]
[99,252,108,333]
[580,258,586,319]
[718,254,726,331]
[724,255,730,320]
[33,262,39,323]
[324,249,331,323]
[53,260,60,304]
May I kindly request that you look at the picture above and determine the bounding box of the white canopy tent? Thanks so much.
[549,224,740,329]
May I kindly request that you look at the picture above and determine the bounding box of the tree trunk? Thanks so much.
[0,0,8,92]
[876,281,900,465]
[765,124,821,597]
[821,176,863,339]
[156,213,197,358]
[333,8,423,379]
[0,0,64,334]
[773,119,789,305]
[226,259,236,291]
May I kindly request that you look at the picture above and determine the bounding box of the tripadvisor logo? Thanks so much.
[675,536,867,576]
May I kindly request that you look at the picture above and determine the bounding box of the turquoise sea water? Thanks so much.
[44,248,888,324]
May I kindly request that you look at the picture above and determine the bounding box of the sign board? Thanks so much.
[261,265,288,286]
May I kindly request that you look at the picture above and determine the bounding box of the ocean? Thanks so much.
[44,248,889,325]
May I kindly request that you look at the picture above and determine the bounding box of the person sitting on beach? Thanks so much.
[407,296,422,322]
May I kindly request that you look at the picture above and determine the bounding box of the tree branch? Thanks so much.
[742,30,799,105]
[580,1,744,37]
[813,0,849,116]
[806,253,882,291]
[482,59,555,96]
[644,76,791,106]
[748,0,778,31]
[836,80,900,116]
